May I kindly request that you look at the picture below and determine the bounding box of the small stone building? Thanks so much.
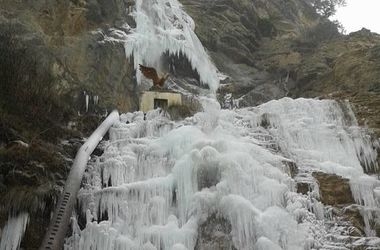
[139,90,182,113]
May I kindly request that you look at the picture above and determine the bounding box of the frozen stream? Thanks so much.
[65,97,380,250]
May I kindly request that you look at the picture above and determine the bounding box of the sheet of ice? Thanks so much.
[255,98,378,178]
[65,98,380,249]
[0,213,29,250]
[123,0,219,92]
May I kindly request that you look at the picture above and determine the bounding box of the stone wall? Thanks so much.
[140,91,182,113]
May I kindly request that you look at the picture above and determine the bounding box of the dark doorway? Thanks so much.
[154,98,168,109]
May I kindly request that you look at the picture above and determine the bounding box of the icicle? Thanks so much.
[93,95,99,105]
[0,213,29,250]
[65,98,380,250]
[85,94,89,112]
[219,195,261,249]
[360,208,377,237]
[311,200,325,221]
[124,0,220,92]
[254,236,282,250]
[256,98,377,178]
[350,176,379,208]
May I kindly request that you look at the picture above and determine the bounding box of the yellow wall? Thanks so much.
[140,91,182,112]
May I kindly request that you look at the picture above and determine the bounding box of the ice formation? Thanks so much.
[63,1,380,249]
[65,97,380,249]
[121,0,219,92]
[257,98,378,177]
[0,213,29,250]
[85,94,89,113]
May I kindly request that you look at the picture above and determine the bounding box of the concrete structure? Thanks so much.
[39,110,120,250]
[140,90,182,113]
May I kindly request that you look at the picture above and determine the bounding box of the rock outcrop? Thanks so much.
[181,0,319,105]
[180,1,380,145]
[0,0,138,115]
[0,0,138,248]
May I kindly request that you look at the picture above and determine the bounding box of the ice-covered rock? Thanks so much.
[65,97,380,249]
[122,0,219,92]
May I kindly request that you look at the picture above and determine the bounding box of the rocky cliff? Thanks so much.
[179,0,380,141]
[0,0,138,247]
[0,0,380,248]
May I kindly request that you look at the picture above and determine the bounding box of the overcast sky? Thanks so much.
[332,0,380,34]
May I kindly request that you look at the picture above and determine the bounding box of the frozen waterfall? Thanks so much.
[0,213,29,250]
[65,98,380,249]
[63,0,380,249]
[100,0,220,92]
[127,0,219,92]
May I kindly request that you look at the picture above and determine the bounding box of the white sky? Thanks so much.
[332,0,380,34]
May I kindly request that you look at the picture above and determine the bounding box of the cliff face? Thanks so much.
[1,0,380,248]
[180,0,380,139]
[0,0,138,114]
[0,0,138,248]
[296,30,380,136]
[1,2,378,137]
[181,0,319,105]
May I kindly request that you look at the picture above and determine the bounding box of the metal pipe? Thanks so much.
[39,110,119,250]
